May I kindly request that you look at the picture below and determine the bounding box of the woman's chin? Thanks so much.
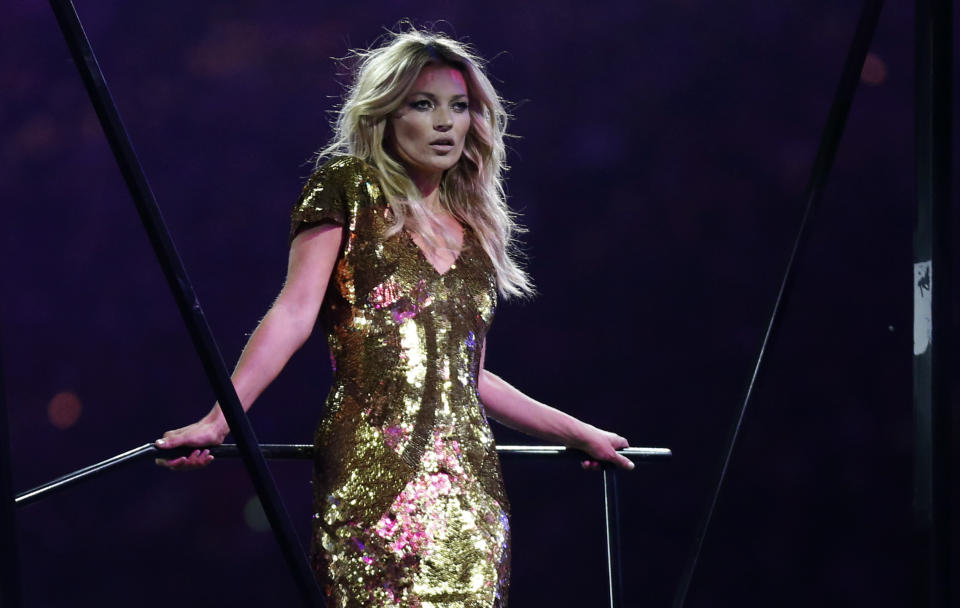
[406,156,461,178]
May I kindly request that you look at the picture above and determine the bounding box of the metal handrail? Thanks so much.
[15,442,671,608]
[15,443,671,507]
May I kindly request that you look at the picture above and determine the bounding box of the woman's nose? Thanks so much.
[434,109,453,131]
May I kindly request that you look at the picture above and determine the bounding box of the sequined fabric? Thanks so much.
[291,156,510,607]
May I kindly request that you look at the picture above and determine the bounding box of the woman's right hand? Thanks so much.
[154,417,228,471]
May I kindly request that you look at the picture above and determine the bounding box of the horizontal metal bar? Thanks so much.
[15,443,155,507]
[16,443,671,507]
[498,445,672,459]
[173,444,672,460]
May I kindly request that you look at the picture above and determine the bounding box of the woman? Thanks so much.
[156,27,633,607]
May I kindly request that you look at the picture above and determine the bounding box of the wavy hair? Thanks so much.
[317,26,534,299]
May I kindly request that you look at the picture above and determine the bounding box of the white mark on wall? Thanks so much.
[914,260,932,355]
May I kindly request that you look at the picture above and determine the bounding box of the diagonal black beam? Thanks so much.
[0,328,23,607]
[45,1,325,605]
[912,0,952,606]
[671,1,884,606]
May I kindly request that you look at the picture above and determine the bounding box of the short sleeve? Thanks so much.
[289,157,357,242]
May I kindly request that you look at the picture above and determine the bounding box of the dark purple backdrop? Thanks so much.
[2,1,958,606]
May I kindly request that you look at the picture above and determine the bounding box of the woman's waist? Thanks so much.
[325,327,485,377]
[329,366,480,397]
[317,385,497,468]
[324,381,486,428]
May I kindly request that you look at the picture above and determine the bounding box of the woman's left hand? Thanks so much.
[572,423,634,471]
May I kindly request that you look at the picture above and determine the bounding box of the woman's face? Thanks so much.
[389,63,471,182]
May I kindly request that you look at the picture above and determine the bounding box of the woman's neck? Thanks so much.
[408,168,444,211]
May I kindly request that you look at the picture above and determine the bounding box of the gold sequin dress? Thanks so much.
[290,156,511,607]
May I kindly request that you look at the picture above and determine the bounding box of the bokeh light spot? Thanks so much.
[860,52,887,85]
[243,495,270,532]
[12,114,58,159]
[47,391,82,430]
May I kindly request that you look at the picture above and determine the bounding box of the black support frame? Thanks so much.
[45,1,326,605]
[0,329,22,607]
[7,1,941,605]
[671,2,885,605]
[912,0,952,606]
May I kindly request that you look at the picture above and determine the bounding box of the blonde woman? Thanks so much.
[156,28,633,607]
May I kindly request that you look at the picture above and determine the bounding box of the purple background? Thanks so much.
[2,1,958,606]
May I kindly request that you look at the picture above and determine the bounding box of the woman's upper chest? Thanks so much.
[332,203,495,314]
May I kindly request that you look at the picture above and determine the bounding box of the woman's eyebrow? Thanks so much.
[409,92,469,100]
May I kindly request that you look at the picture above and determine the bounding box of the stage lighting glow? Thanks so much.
[13,114,58,158]
[860,52,887,85]
[47,391,82,430]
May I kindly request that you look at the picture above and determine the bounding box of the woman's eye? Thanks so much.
[452,101,469,113]
[411,99,433,111]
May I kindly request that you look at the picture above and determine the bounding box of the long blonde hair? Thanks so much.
[317,26,534,300]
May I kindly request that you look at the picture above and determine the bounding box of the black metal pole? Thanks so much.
[602,468,624,608]
[45,2,325,605]
[913,0,952,606]
[671,2,884,606]
[0,329,23,607]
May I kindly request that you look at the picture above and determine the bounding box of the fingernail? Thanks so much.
[155,439,165,447]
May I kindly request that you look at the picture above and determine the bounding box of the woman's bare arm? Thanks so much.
[476,340,635,470]
[155,224,343,468]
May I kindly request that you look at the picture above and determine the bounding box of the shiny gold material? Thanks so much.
[291,156,510,607]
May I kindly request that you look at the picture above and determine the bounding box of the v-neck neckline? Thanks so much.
[404,224,468,277]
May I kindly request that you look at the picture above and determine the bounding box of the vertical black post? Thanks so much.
[602,468,624,608]
[0,331,23,607]
[45,1,324,605]
[913,0,952,607]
